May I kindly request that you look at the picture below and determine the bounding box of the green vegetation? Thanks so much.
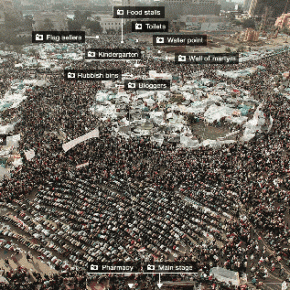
[68,19,82,31]
[39,18,54,31]
[4,12,22,29]
[123,20,132,34]
[241,19,256,29]
[85,20,102,33]
[68,11,101,33]
[0,28,30,46]
[171,94,184,104]
[237,46,245,52]
[23,15,34,30]
[74,10,92,27]
[233,20,242,26]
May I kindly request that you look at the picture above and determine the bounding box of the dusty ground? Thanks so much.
[0,247,58,279]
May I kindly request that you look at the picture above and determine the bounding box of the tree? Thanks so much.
[0,29,5,42]
[227,13,235,21]
[74,10,91,27]
[68,19,82,31]
[174,24,181,32]
[123,20,132,34]
[39,18,54,31]
[237,46,245,52]
[233,20,242,26]
[83,11,92,20]
[225,47,231,52]
[241,19,256,29]
[3,34,30,45]
[85,20,102,33]
[4,12,21,29]
[23,15,34,30]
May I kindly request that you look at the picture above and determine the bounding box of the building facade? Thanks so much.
[179,14,226,31]
[219,0,236,11]
[248,0,257,17]
[162,0,221,19]
[99,15,122,32]
[244,27,259,41]
[248,0,289,18]
[275,13,290,30]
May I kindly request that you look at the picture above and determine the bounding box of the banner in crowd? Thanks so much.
[268,115,273,133]
[62,128,99,152]
[76,162,89,169]
[24,149,35,161]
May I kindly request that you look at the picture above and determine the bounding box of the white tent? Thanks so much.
[204,105,235,123]
[0,276,9,285]
[149,70,172,81]
[180,135,199,148]
[210,267,240,286]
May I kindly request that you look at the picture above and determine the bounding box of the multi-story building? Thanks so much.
[161,0,221,19]
[97,14,123,32]
[275,13,290,30]
[248,0,289,18]
[0,0,23,26]
[243,0,251,11]
[248,0,257,17]
[219,0,236,11]
[179,14,226,31]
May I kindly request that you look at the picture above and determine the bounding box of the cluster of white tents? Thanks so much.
[89,67,267,148]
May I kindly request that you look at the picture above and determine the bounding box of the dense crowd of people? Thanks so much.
[0,35,290,289]
[0,266,86,290]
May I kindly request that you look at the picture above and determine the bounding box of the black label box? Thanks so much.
[144,262,197,273]
[64,70,122,81]
[175,53,239,64]
[124,79,171,91]
[88,263,140,273]
[113,6,165,18]
[132,21,168,32]
[32,31,85,43]
[153,35,207,46]
[85,49,142,60]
